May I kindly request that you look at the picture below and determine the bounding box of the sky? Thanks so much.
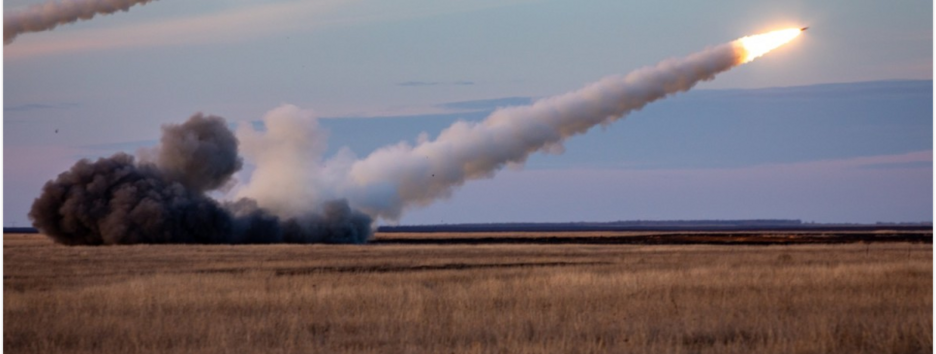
[3,0,933,226]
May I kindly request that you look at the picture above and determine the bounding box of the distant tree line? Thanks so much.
[379,220,932,233]
[4,219,932,235]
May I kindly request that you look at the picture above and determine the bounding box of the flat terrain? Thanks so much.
[375,229,931,245]
[4,232,932,353]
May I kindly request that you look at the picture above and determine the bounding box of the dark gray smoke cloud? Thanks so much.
[29,113,372,245]
[154,113,241,192]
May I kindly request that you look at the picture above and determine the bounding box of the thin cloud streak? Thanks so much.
[4,0,538,59]
[397,80,475,87]
[408,150,933,224]
[4,1,349,59]
[599,150,934,174]
[4,102,80,112]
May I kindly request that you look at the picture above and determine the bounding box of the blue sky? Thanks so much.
[3,0,933,226]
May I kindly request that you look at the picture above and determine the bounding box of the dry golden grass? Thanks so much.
[4,233,932,353]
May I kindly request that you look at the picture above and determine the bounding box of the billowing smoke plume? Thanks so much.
[31,30,795,244]
[4,0,157,44]
[29,114,372,245]
[237,40,753,221]
[149,114,242,192]
[234,105,338,219]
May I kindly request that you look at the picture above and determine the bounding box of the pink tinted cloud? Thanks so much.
[4,1,348,59]
[401,150,933,224]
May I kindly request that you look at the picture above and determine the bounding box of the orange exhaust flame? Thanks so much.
[735,28,803,63]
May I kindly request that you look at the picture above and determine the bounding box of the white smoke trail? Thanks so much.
[235,105,356,219]
[237,31,799,222]
[4,0,156,44]
[347,42,743,220]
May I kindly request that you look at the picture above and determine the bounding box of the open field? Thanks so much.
[375,229,932,245]
[4,232,932,353]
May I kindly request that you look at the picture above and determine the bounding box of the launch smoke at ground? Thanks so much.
[30,114,372,245]
[30,29,800,245]
[4,0,158,44]
[237,29,803,222]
